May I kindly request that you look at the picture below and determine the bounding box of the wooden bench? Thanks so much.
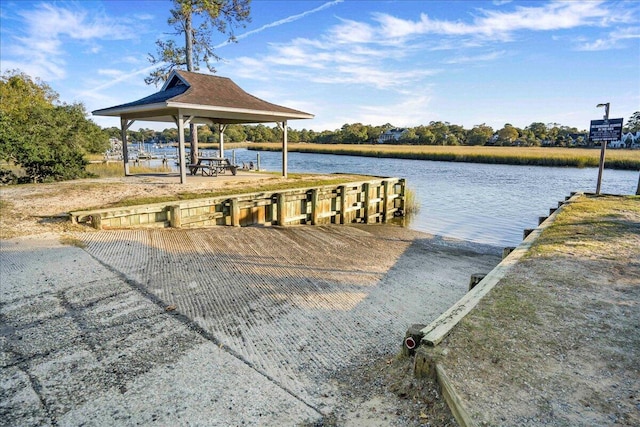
[187,163,217,176]
[216,159,238,176]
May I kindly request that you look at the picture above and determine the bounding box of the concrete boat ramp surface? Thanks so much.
[1,224,500,426]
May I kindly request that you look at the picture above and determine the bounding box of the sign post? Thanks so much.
[589,103,623,195]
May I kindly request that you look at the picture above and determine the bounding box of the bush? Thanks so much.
[0,70,108,183]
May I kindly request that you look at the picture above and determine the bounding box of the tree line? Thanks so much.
[107,113,640,148]
[3,70,640,184]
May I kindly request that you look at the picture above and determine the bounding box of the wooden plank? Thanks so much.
[436,364,477,427]
[180,212,225,225]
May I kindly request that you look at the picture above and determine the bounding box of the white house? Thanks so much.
[620,131,640,148]
[377,128,407,144]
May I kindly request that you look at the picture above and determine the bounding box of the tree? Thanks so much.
[0,70,108,183]
[225,124,246,142]
[467,124,494,146]
[497,124,519,145]
[526,122,547,144]
[341,123,369,144]
[625,111,640,133]
[146,0,251,162]
[414,126,435,145]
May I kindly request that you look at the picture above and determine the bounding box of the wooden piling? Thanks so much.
[169,205,181,228]
[231,198,240,227]
[382,181,389,222]
[339,185,347,224]
[363,183,370,224]
[311,189,320,225]
[92,214,102,230]
[502,247,516,259]
[469,273,486,291]
[277,193,286,226]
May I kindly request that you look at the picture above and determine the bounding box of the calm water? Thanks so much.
[145,146,639,248]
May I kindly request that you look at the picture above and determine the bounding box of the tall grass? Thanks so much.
[248,143,640,170]
[404,187,420,215]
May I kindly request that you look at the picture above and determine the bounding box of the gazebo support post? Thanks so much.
[278,120,288,178]
[191,124,198,163]
[120,118,135,176]
[176,113,191,184]
[218,124,227,159]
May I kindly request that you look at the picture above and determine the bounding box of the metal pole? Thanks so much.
[595,103,610,195]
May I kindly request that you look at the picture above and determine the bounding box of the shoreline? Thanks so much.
[245,143,640,170]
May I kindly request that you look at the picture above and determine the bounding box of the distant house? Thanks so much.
[620,131,640,148]
[566,133,588,147]
[377,128,407,144]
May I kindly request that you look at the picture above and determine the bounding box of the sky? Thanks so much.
[1,0,639,132]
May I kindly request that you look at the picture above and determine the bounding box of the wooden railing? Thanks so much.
[70,178,406,230]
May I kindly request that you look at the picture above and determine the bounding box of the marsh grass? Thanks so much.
[403,187,420,215]
[248,143,640,170]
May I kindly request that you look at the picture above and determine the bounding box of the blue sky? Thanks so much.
[1,0,639,132]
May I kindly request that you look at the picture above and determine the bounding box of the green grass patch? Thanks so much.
[530,195,640,257]
[78,174,377,211]
[86,162,173,177]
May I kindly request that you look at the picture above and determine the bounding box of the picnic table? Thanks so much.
[188,157,238,176]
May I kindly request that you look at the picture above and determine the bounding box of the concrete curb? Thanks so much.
[413,192,583,427]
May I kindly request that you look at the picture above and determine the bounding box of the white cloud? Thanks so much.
[4,3,141,81]
[370,1,624,42]
[443,50,507,64]
[327,18,377,44]
[576,26,640,51]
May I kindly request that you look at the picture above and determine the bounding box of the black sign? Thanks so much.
[589,118,624,142]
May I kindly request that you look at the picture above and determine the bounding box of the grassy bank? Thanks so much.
[79,173,378,210]
[437,194,640,425]
[247,143,640,170]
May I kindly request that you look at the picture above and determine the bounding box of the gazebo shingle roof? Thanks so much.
[92,70,313,124]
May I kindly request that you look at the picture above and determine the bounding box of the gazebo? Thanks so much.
[92,70,314,183]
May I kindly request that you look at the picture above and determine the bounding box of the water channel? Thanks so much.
[141,146,639,248]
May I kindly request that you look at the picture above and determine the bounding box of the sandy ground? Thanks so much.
[1,174,504,426]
